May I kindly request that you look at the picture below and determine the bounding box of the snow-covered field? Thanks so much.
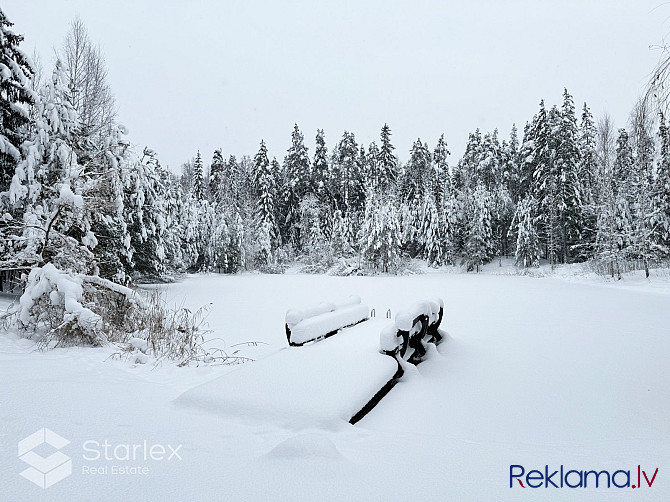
[1,267,669,501]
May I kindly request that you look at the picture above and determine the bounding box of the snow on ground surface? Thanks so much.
[1,265,669,501]
[176,318,397,429]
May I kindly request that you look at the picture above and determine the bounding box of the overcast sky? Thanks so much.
[4,1,669,171]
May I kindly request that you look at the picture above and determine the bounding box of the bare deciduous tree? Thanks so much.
[58,17,116,151]
[595,113,614,180]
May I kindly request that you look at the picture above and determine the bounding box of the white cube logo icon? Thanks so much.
[18,428,72,488]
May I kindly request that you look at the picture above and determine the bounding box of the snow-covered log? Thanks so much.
[285,296,368,346]
[380,298,444,363]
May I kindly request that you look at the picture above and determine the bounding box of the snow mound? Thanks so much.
[285,295,362,327]
[395,299,442,331]
[289,304,369,346]
[175,318,396,428]
[266,434,341,460]
[379,322,400,353]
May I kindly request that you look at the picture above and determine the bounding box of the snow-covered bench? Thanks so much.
[285,295,369,346]
[176,297,445,427]
[348,299,445,423]
[380,299,444,363]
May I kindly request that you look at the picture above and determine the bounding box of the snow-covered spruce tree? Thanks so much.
[280,124,311,249]
[176,192,200,269]
[593,115,624,278]
[398,139,432,258]
[419,193,447,267]
[88,122,133,283]
[298,194,330,267]
[575,102,599,260]
[0,8,34,194]
[192,150,204,200]
[477,129,515,258]
[125,147,170,279]
[8,61,95,273]
[449,129,482,255]
[366,141,380,190]
[378,123,398,192]
[556,89,585,263]
[530,101,562,267]
[208,148,225,201]
[7,63,133,346]
[160,171,186,270]
[252,140,278,267]
[313,129,330,208]
[400,138,432,204]
[512,196,540,268]
[331,130,364,216]
[463,184,493,272]
[330,209,354,258]
[478,129,501,191]
[503,124,522,204]
[432,134,451,208]
[225,210,245,272]
[360,190,402,273]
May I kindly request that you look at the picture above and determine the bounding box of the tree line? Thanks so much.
[1,10,669,286]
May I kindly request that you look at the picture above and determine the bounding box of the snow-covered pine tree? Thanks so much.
[0,8,34,193]
[512,195,540,268]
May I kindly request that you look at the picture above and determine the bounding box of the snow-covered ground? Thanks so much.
[1,266,669,501]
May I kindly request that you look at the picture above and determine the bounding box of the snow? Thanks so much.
[1,269,669,500]
[57,184,83,209]
[176,318,397,429]
[288,303,369,345]
[19,263,102,336]
[394,299,442,331]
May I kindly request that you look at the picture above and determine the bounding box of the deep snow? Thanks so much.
[1,267,669,501]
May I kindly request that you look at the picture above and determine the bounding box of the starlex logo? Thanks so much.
[510,464,658,489]
[18,428,72,489]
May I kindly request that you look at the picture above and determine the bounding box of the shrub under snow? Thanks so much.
[16,264,229,365]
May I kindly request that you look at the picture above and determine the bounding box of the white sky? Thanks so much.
[4,1,669,171]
